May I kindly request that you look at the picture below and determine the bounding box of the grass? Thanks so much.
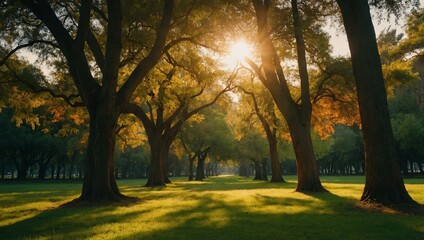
[0,175,423,240]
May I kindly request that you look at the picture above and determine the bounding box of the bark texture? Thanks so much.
[337,0,415,204]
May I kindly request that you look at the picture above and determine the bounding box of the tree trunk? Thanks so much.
[13,153,30,180]
[16,166,27,180]
[417,161,424,174]
[163,149,172,184]
[195,157,205,181]
[69,150,77,179]
[400,154,409,175]
[268,133,284,182]
[253,160,262,180]
[289,120,324,192]
[212,161,218,176]
[1,163,5,179]
[79,107,124,201]
[62,165,66,179]
[38,163,47,180]
[50,164,55,179]
[145,136,166,187]
[78,160,83,179]
[56,162,62,179]
[261,158,268,181]
[15,158,29,180]
[188,154,195,181]
[337,0,415,204]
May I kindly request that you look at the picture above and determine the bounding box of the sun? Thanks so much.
[230,41,253,60]
[223,40,254,68]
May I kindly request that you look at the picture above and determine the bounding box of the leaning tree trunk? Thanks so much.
[79,105,123,202]
[337,0,415,204]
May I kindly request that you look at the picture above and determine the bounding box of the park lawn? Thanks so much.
[0,176,423,240]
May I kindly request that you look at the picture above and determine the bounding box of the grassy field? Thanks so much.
[0,175,423,240]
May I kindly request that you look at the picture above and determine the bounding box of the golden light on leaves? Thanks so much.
[134,96,142,104]
[312,98,360,140]
[50,107,65,123]
[70,114,84,125]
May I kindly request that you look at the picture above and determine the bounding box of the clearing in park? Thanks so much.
[0,175,423,240]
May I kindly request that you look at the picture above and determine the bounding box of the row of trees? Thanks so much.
[0,106,234,180]
[1,0,422,205]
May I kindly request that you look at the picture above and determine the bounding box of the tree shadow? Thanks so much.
[116,189,423,240]
[0,199,162,239]
[1,176,423,239]
[303,187,424,216]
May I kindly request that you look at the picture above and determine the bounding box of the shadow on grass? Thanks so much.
[117,190,423,240]
[0,198,163,239]
[1,176,423,240]
[302,183,424,217]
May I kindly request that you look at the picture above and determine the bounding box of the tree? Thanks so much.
[125,58,235,186]
[0,109,62,180]
[389,87,424,175]
[1,0,175,201]
[394,8,424,60]
[237,131,269,181]
[246,0,325,191]
[116,0,240,186]
[237,84,284,182]
[392,113,424,174]
[178,131,197,180]
[116,145,150,179]
[336,0,417,204]
[181,107,234,181]
[317,125,364,175]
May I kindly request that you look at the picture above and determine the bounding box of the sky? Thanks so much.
[330,18,401,57]
[330,0,424,56]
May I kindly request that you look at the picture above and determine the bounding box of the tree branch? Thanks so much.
[86,30,105,72]
[117,0,174,109]
[5,63,84,107]
[237,85,272,138]
[0,40,59,66]
[122,103,154,137]
[74,0,93,52]
[291,0,311,109]
[21,0,101,106]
